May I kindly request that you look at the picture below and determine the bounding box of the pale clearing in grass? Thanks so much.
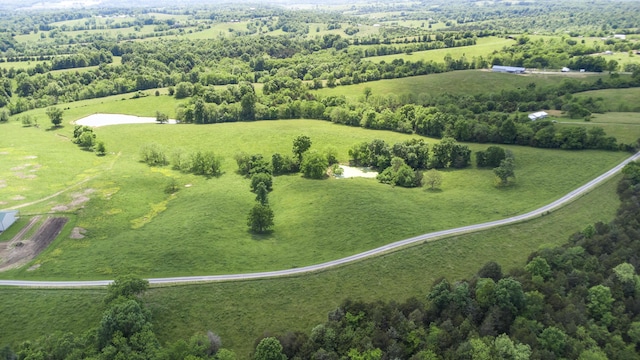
[70,227,87,239]
[51,189,94,212]
[75,113,178,127]
[11,195,25,201]
[335,165,379,179]
[24,156,37,159]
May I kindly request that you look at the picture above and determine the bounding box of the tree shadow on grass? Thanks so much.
[204,171,225,180]
[424,188,443,193]
[249,230,274,241]
[45,125,64,131]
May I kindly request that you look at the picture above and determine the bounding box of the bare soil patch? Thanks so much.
[11,195,26,201]
[334,165,379,179]
[70,227,86,239]
[24,155,37,159]
[51,188,94,212]
[0,216,67,271]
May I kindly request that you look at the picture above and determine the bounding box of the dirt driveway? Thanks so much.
[0,217,68,271]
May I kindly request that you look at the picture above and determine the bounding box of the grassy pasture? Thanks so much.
[574,87,640,112]
[314,70,614,101]
[0,60,48,70]
[0,97,628,280]
[0,172,622,357]
[557,112,640,144]
[308,23,381,38]
[0,56,121,73]
[182,22,252,40]
[369,36,515,63]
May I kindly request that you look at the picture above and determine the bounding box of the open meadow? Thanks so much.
[574,87,640,112]
[557,112,640,144]
[2,0,640,357]
[0,171,623,356]
[314,70,616,100]
[0,90,629,280]
[368,36,515,63]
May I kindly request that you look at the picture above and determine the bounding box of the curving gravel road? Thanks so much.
[2,151,639,288]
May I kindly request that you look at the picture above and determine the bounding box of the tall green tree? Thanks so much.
[493,156,515,185]
[156,111,169,124]
[254,337,286,360]
[424,169,442,190]
[255,182,269,206]
[46,106,63,127]
[241,92,257,121]
[300,151,328,179]
[247,204,274,233]
[292,135,312,162]
[104,275,149,304]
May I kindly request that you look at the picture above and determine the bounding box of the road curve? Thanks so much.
[2,151,639,288]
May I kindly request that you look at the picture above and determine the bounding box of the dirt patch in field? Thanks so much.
[11,164,40,179]
[11,195,26,201]
[334,165,379,179]
[0,152,9,155]
[0,216,67,272]
[51,188,94,212]
[24,155,37,159]
[70,227,86,239]
[0,180,6,189]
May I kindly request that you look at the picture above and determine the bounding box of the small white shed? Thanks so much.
[528,111,548,121]
[0,210,18,232]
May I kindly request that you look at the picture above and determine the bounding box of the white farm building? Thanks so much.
[528,111,548,121]
[0,210,18,232]
[492,65,526,74]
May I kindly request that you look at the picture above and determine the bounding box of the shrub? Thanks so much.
[140,143,168,166]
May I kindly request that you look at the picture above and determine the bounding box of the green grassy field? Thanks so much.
[0,171,623,357]
[557,112,640,144]
[369,36,515,63]
[0,94,628,280]
[314,70,614,100]
[574,88,640,112]
[0,60,48,70]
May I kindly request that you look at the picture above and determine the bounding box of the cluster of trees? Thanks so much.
[235,153,276,234]
[252,161,640,359]
[72,125,106,156]
[476,146,516,186]
[490,36,632,72]
[139,143,222,177]
[165,72,635,154]
[236,135,328,234]
[236,135,336,183]
[348,137,469,188]
[50,50,113,71]
[1,275,236,359]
